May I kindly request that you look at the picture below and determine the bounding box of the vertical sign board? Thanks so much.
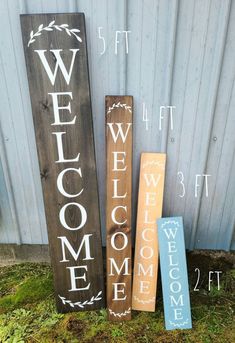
[20,14,105,312]
[106,96,133,321]
[132,153,166,311]
[157,217,192,330]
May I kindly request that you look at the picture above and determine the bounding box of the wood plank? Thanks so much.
[20,13,105,313]
[106,96,133,321]
[132,153,166,311]
[157,217,192,330]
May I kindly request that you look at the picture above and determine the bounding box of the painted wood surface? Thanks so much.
[157,217,192,330]
[132,153,166,311]
[106,95,133,321]
[0,0,235,251]
[20,13,104,312]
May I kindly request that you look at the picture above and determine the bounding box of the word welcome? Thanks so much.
[21,13,104,312]
[132,153,166,311]
[106,96,133,321]
[158,217,192,330]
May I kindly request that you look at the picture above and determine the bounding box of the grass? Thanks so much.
[0,253,234,343]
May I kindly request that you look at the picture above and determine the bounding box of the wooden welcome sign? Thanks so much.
[132,153,166,311]
[157,217,192,330]
[106,96,133,321]
[20,13,105,312]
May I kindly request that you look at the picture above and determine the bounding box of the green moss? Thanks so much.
[0,259,234,343]
[0,263,52,297]
[0,273,53,312]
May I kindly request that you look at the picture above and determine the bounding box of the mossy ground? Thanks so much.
[0,252,234,343]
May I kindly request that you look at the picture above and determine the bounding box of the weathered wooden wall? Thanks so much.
[0,0,234,250]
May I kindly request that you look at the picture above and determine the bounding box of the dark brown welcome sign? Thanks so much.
[20,13,104,312]
[106,96,133,321]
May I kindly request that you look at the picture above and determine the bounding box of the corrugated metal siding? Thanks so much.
[0,0,234,250]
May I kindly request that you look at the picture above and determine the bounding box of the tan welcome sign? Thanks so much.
[132,153,166,311]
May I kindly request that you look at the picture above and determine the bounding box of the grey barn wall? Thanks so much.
[0,0,234,250]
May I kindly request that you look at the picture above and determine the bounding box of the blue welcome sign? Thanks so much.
[157,217,192,330]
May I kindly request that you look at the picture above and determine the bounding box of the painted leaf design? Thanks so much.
[65,29,71,36]
[49,20,55,27]
[60,24,69,28]
[34,32,41,37]
[38,24,43,31]
[71,28,80,32]
[44,27,53,31]
[30,30,33,38]
[55,25,62,31]
[74,35,82,42]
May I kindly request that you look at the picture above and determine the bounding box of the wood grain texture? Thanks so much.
[106,96,133,321]
[20,13,104,312]
[1,1,235,251]
[132,153,166,311]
